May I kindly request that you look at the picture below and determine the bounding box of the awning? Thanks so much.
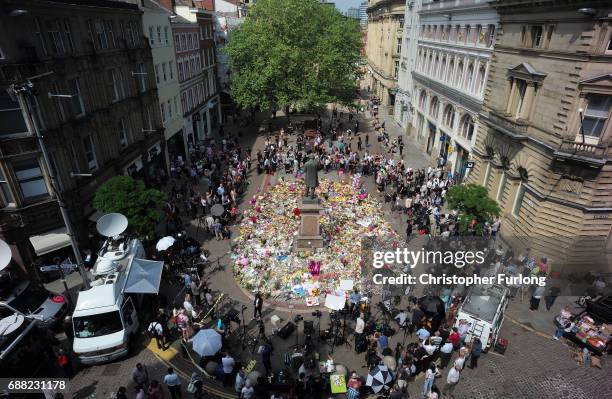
[29,227,71,256]
[124,258,164,294]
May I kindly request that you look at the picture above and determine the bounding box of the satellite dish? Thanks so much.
[0,239,12,272]
[96,213,128,237]
[0,314,25,336]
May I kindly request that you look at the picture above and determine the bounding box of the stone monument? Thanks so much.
[295,154,324,251]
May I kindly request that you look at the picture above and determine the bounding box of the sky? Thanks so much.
[331,0,365,13]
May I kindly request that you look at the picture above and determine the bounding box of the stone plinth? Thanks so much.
[295,198,324,251]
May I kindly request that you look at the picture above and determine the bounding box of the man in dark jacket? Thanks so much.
[469,338,482,369]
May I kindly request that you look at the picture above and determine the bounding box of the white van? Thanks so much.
[72,282,139,364]
[455,284,509,351]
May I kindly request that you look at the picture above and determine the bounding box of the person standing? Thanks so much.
[422,364,439,398]
[147,380,164,399]
[222,352,236,387]
[365,134,369,147]
[132,363,149,387]
[469,338,482,369]
[442,365,461,398]
[240,380,255,399]
[545,286,561,311]
[260,342,272,376]
[163,368,182,399]
[254,292,264,319]
[438,341,454,369]
[349,289,362,316]
[57,348,73,379]
[530,284,546,311]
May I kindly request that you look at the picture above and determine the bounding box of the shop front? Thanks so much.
[438,132,450,166]
[426,121,437,155]
[167,129,186,161]
[454,144,469,181]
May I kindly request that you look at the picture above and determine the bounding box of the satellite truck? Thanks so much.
[72,213,163,365]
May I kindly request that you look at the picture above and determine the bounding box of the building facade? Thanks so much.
[359,1,368,29]
[347,7,360,20]
[409,0,498,179]
[0,0,162,277]
[365,0,405,107]
[141,0,185,165]
[393,0,421,134]
[466,0,612,269]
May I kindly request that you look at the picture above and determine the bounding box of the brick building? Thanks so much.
[0,0,162,277]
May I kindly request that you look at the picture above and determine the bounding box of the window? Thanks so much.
[157,26,162,44]
[486,24,496,47]
[460,115,474,140]
[181,34,186,50]
[0,90,28,136]
[582,95,611,138]
[14,159,49,199]
[475,65,486,95]
[162,63,167,82]
[155,64,161,84]
[476,25,483,45]
[394,60,399,79]
[496,173,507,202]
[174,96,179,116]
[195,33,199,49]
[95,21,108,49]
[149,26,155,45]
[118,118,128,148]
[63,19,75,53]
[455,62,463,87]
[448,59,455,83]
[443,105,454,128]
[164,26,169,45]
[175,34,181,51]
[126,21,136,47]
[396,38,402,54]
[50,82,66,122]
[143,106,153,131]
[108,69,124,102]
[433,55,439,77]
[136,63,146,93]
[399,16,404,29]
[47,20,65,54]
[0,168,14,205]
[169,61,174,80]
[512,182,525,218]
[465,63,474,91]
[168,99,173,119]
[530,26,543,48]
[178,60,184,81]
[34,17,48,56]
[83,136,98,171]
[67,78,85,117]
[181,92,187,112]
[105,20,115,48]
[514,79,527,118]
[419,91,427,110]
[439,57,447,80]
[483,162,491,187]
[161,103,166,123]
[465,25,471,43]
[429,97,439,118]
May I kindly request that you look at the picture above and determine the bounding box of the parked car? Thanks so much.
[0,279,68,328]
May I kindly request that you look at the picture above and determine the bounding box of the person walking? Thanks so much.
[254,292,264,319]
[365,134,369,147]
[530,284,546,311]
[163,368,182,399]
[438,341,453,369]
[260,342,272,376]
[148,319,166,350]
[132,363,149,387]
[468,338,482,369]
[442,365,461,398]
[147,380,164,399]
[422,363,440,398]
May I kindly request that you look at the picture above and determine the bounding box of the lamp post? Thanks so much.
[10,78,91,290]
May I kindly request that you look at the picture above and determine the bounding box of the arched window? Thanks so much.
[428,53,433,72]
[455,61,464,87]
[419,90,427,110]
[475,64,486,94]
[429,96,439,118]
[465,25,471,43]
[443,105,455,128]
[465,63,474,91]
[440,57,447,80]
[432,55,439,76]
[448,59,455,83]
[460,115,475,140]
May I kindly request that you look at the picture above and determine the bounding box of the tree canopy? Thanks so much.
[224,0,361,111]
[93,176,165,238]
[445,184,501,234]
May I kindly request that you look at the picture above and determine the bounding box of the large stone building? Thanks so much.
[466,0,612,270]
[406,0,498,180]
[0,0,162,277]
[365,0,405,107]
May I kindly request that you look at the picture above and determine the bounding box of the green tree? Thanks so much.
[445,184,501,234]
[224,0,361,111]
[93,176,165,238]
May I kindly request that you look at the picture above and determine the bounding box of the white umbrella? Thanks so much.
[156,236,176,251]
[192,329,222,357]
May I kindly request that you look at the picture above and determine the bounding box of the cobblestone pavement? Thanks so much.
[62,96,611,399]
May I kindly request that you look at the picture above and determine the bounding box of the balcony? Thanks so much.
[483,110,529,141]
[553,139,609,167]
